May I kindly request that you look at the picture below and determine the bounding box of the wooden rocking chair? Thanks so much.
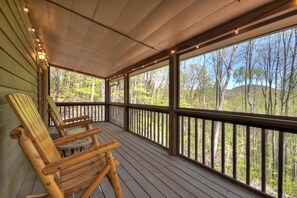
[46,95,94,138]
[47,95,101,151]
[6,93,123,198]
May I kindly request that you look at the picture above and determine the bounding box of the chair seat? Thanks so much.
[59,156,120,195]
[57,127,93,150]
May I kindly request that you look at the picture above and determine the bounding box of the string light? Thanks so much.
[196,44,199,49]
[24,6,29,12]
[170,49,176,54]
[38,52,46,60]
[31,27,35,32]
[36,38,40,42]
[154,60,157,64]
[142,66,145,68]
[235,28,239,35]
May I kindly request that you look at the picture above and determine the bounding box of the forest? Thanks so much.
[50,67,105,102]
[50,27,297,197]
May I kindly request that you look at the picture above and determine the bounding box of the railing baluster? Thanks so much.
[98,105,100,122]
[158,112,160,144]
[97,105,99,122]
[131,109,134,132]
[142,110,144,137]
[233,124,237,179]
[222,122,225,174]
[202,119,205,165]
[144,110,146,137]
[100,105,102,121]
[278,131,284,198]
[153,112,156,141]
[188,117,191,158]
[59,106,62,119]
[181,116,184,155]
[161,113,164,146]
[139,109,141,135]
[94,105,95,121]
[195,118,198,161]
[130,108,133,130]
[166,113,169,148]
[136,109,138,134]
[261,128,266,192]
[246,126,250,185]
[64,106,66,119]
[138,109,140,134]
[72,106,74,119]
[149,111,153,139]
[99,105,101,122]
[147,110,149,138]
[132,109,134,132]
[86,105,88,120]
[211,121,215,168]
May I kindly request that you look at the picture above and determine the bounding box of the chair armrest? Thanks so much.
[43,140,120,174]
[54,128,102,146]
[60,119,92,129]
[63,115,91,123]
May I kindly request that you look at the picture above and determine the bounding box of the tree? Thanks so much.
[212,45,239,156]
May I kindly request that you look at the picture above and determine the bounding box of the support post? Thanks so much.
[105,79,110,122]
[124,74,129,131]
[169,54,179,155]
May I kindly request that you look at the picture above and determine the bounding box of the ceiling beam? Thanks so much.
[45,0,160,52]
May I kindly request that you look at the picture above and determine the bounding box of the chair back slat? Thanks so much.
[6,93,61,163]
[47,96,65,125]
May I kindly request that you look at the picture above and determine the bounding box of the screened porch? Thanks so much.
[1,1,297,198]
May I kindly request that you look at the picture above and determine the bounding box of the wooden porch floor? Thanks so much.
[17,122,261,198]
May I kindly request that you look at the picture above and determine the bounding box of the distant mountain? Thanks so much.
[226,85,277,99]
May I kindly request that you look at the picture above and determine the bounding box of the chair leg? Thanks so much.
[105,151,123,198]
[80,164,110,198]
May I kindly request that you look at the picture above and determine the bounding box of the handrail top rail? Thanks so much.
[55,102,106,106]
[54,101,297,133]
[179,107,297,121]
[176,108,297,134]
[128,104,169,113]
[108,102,124,107]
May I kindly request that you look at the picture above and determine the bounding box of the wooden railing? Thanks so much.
[109,103,124,127]
[128,105,169,148]
[48,100,296,197]
[49,102,105,126]
[176,108,297,198]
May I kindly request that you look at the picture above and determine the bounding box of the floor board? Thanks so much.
[17,122,263,198]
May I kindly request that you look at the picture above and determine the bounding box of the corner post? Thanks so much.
[105,79,110,122]
[124,73,129,131]
[169,54,179,155]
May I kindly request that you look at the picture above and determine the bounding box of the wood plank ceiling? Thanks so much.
[27,0,273,77]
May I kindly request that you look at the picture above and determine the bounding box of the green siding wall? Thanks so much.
[0,0,39,197]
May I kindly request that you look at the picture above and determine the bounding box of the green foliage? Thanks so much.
[50,67,105,102]
[129,66,169,106]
